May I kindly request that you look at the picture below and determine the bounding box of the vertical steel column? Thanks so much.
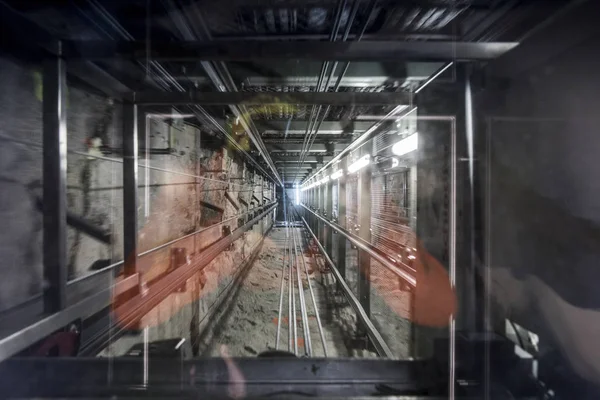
[357,156,372,333]
[336,159,347,281]
[43,54,68,313]
[308,188,317,232]
[123,102,139,277]
[318,181,324,242]
[325,176,333,256]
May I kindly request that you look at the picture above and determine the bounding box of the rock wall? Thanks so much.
[0,56,275,323]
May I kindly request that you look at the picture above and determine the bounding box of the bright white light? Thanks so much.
[347,155,371,173]
[415,62,454,94]
[391,158,399,168]
[320,175,330,185]
[392,133,418,156]
[295,185,300,205]
[331,169,344,180]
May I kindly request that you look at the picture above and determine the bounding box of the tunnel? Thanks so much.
[1,0,600,398]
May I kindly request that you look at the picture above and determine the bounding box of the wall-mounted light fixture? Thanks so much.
[331,169,344,180]
[347,155,371,174]
[392,133,418,157]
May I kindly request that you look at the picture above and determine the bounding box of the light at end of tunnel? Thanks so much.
[347,154,371,173]
[392,133,418,157]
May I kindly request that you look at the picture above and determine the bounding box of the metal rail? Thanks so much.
[301,205,417,287]
[292,226,312,356]
[290,217,298,355]
[275,226,288,350]
[82,203,278,354]
[288,223,294,353]
[0,203,276,361]
[293,210,329,356]
[301,217,394,358]
[68,201,277,285]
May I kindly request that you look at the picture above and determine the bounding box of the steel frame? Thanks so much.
[61,40,518,62]
[302,206,416,287]
[0,202,276,361]
[301,217,394,358]
[122,102,139,278]
[0,356,436,397]
[132,91,411,106]
[357,151,372,332]
[42,55,68,313]
[336,158,348,282]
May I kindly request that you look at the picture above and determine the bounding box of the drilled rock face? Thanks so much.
[0,56,274,313]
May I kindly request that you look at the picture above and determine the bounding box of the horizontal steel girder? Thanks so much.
[258,120,373,135]
[274,156,333,163]
[131,91,410,105]
[63,40,518,62]
[267,143,346,152]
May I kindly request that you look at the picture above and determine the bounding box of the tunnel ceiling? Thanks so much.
[0,0,575,183]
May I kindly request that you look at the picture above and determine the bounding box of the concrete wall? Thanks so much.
[481,33,600,385]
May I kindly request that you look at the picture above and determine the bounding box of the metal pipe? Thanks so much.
[299,0,377,172]
[301,217,394,358]
[294,209,329,356]
[292,226,312,356]
[302,205,416,287]
[294,0,348,182]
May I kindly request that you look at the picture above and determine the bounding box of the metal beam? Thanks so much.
[133,91,410,106]
[64,40,518,62]
[301,217,394,358]
[325,176,334,256]
[0,357,436,397]
[488,0,600,78]
[337,159,347,283]
[42,56,68,313]
[122,103,138,277]
[259,120,373,134]
[268,143,346,152]
[357,158,372,335]
[275,157,332,163]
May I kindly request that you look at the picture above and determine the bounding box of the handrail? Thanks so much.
[300,216,394,358]
[68,201,277,285]
[301,204,416,287]
[84,203,278,354]
[0,203,277,361]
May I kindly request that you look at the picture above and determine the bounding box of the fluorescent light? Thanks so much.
[321,175,330,185]
[331,169,344,180]
[392,133,418,156]
[415,62,453,94]
[347,155,371,173]
[175,338,186,350]
[305,105,411,183]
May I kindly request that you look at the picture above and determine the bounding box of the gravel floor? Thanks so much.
[200,227,350,358]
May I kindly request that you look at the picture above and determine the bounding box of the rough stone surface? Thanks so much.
[199,227,350,358]
[0,56,275,317]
